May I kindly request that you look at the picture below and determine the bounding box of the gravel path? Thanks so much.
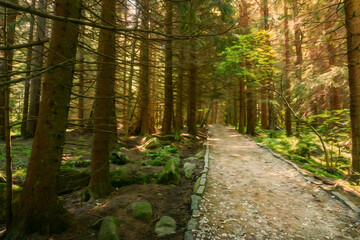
[193,124,360,240]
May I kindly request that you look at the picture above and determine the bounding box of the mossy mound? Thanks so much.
[98,216,119,240]
[0,171,5,183]
[184,163,196,178]
[155,216,177,236]
[143,137,161,149]
[157,158,180,185]
[110,168,149,188]
[109,151,129,165]
[130,201,153,222]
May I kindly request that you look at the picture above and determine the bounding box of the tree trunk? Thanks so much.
[162,0,173,134]
[293,0,303,83]
[138,0,150,135]
[26,0,47,138]
[175,45,184,141]
[6,0,81,237]
[238,77,246,134]
[89,0,117,199]
[246,84,256,135]
[77,44,85,126]
[284,2,292,136]
[3,0,18,229]
[188,41,197,135]
[345,0,360,172]
[21,0,36,137]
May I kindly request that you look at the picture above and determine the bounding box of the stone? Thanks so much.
[157,158,180,185]
[98,216,119,240]
[110,168,148,188]
[193,177,201,193]
[143,137,161,149]
[191,195,202,210]
[0,183,22,224]
[187,217,198,230]
[196,186,205,196]
[184,163,196,178]
[192,210,200,218]
[109,151,129,165]
[155,216,177,236]
[184,231,194,240]
[56,167,90,194]
[182,157,196,163]
[0,171,5,183]
[130,201,153,222]
[200,175,206,186]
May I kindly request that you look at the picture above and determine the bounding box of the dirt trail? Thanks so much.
[194,124,360,240]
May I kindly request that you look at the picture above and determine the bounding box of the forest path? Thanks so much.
[194,124,360,240]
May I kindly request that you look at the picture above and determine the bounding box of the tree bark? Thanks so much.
[89,0,117,199]
[238,77,246,134]
[21,0,35,137]
[5,0,81,237]
[246,84,256,135]
[175,44,184,141]
[77,43,84,126]
[345,0,360,172]
[26,0,47,138]
[162,0,173,134]
[188,40,197,135]
[284,2,292,136]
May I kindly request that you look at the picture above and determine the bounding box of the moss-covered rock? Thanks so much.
[110,168,148,188]
[184,163,196,178]
[130,201,153,222]
[109,151,129,165]
[57,167,90,194]
[0,171,5,183]
[143,137,161,149]
[155,216,177,236]
[193,177,201,193]
[98,216,119,240]
[157,158,180,185]
[0,183,22,223]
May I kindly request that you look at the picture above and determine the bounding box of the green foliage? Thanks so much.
[162,145,178,154]
[157,159,181,185]
[65,157,91,168]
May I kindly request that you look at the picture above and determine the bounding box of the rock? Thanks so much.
[130,202,153,222]
[0,183,22,223]
[98,216,119,240]
[56,167,90,194]
[155,216,177,236]
[193,177,201,193]
[184,231,194,240]
[191,195,202,210]
[0,171,5,183]
[109,151,129,165]
[143,137,161,149]
[182,157,196,163]
[184,163,196,178]
[187,217,198,230]
[157,158,180,185]
[110,168,148,188]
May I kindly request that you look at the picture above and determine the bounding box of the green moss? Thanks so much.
[157,158,180,185]
[110,168,149,188]
[98,216,119,240]
[130,202,153,222]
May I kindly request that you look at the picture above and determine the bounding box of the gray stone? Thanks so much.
[187,217,198,230]
[200,176,206,186]
[204,162,209,169]
[98,216,119,240]
[157,158,181,185]
[185,231,194,240]
[191,195,202,210]
[184,162,196,178]
[332,192,360,214]
[196,186,205,196]
[192,210,200,218]
[155,216,177,236]
[143,137,161,149]
[193,177,201,193]
[130,201,153,222]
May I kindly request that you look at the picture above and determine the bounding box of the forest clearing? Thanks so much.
[1,0,360,239]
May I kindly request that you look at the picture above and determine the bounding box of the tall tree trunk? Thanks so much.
[260,0,268,130]
[162,0,173,134]
[21,0,36,137]
[238,77,246,134]
[188,41,197,135]
[26,0,47,138]
[293,0,303,83]
[246,84,256,135]
[175,44,184,141]
[6,0,81,237]
[138,0,150,135]
[284,1,292,136]
[3,0,18,229]
[233,91,238,129]
[77,44,85,126]
[345,0,360,172]
[89,0,117,199]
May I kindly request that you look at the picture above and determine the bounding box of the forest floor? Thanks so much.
[193,124,360,240]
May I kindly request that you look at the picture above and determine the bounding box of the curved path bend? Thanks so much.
[194,124,360,240]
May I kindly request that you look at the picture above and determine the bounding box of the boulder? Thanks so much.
[98,216,119,240]
[0,183,22,224]
[155,216,177,236]
[110,168,148,188]
[57,167,90,194]
[191,195,202,210]
[143,137,161,149]
[157,158,180,185]
[184,163,196,178]
[130,202,153,222]
[109,151,129,165]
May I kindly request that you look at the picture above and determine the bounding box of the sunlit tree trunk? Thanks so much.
[26,0,47,138]
[238,77,246,134]
[6,1,81,237]
[284,1,292,136]
[89,0,117,199]
[246,85,256,135]
[77,44,85,126]
[188,41,197,135]
[175,44,184,141]
[162,0,173,134]
[345,0,360,172]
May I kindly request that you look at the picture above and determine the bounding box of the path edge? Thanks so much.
[184,142,210,240]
